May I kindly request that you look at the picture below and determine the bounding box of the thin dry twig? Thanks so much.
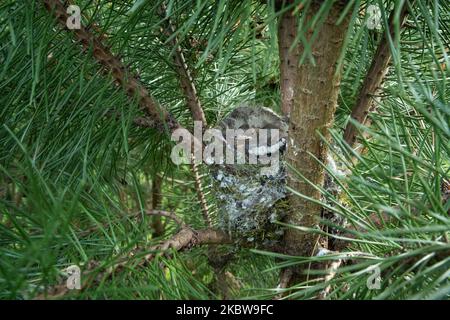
[158,4,207,125]
[190,154,212,227]
[317,259,343,299]
[150,175,165,236]
[145,210,185,227]
[316,249,378,299]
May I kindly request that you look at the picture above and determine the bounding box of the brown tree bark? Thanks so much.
[278,1,300,116]
[282,1,351,283]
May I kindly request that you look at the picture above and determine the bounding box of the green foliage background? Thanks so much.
[0,0,449,299]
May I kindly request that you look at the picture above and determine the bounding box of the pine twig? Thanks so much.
[343,3,409,147]
[145,210,185,228]
[316,249,377,300]
[274,268,294,299]
[317,259,343,299]
[158,4,207,125]
[150,175,165,236]
[158,3,211,226]
[191,155,212,227]
[314,247,450,300]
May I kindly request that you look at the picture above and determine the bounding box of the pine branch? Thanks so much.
[146,210,185,227]
[43,1,210,228]
[42,0,181,133]
[343,3,409,147]
[104,109,160,129]
[35,227,231,299]
[316,249,377,299]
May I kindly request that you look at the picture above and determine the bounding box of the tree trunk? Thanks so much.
[278,2,299,117]
[282,1,350,282]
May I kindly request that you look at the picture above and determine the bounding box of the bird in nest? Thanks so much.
[209,105,289,245]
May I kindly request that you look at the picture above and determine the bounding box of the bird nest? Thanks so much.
[209,106,288,245]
